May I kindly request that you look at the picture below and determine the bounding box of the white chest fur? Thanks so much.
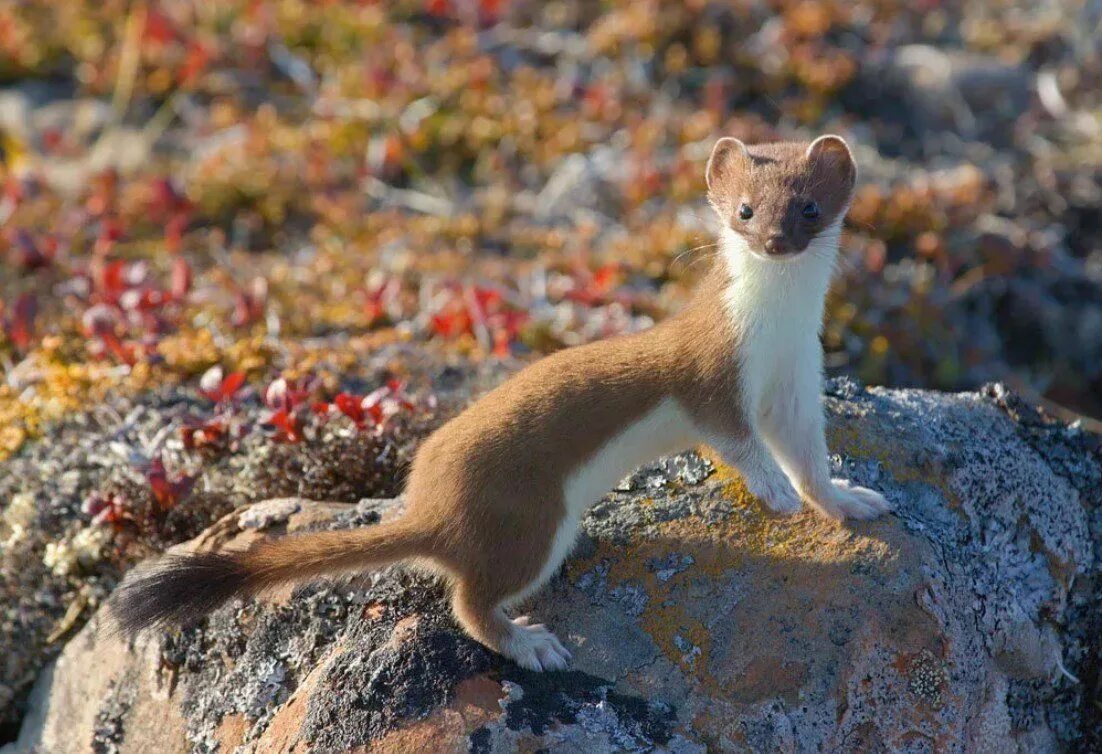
[720,227,838,414]
[518,231,841,602]
[511,397,697,605]
[563,396,697,514]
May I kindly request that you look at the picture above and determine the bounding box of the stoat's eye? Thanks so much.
[737,203,754,221]
[801,201,820,220]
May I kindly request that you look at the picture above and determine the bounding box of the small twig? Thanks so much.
[362,176,454,216]
[140,90,181,146]
[46,592,88,644]
[99,2,146,145]
[1055,654,1081,685]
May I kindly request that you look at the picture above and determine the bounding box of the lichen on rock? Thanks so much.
[5,382,1101,753]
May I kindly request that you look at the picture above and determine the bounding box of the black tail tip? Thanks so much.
[108,551,252,637]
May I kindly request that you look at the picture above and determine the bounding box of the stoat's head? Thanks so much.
[706,135,857,261]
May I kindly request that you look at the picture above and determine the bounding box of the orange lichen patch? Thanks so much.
[691,708,745,751]
[569,458,901,684]
[679,458,895,566]
[370,716,474,754]
[362,602,386,621]
[215,712,250,752]
[451,674,506,711]
[256,640,348,754]
[731,655,809,704]
[370,674,506,754]
[643,601,714,679]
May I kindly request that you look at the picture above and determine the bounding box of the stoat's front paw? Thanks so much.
[811,479,891,521]
[504,616,572,672]
[745,472,803,516]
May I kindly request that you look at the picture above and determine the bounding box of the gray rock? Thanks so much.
[5,384,1101,753]
[854,45,1033,148]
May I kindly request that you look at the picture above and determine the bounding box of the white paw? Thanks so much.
[812,479,891,521]
[744,472,803,516]
[503,616,572,672]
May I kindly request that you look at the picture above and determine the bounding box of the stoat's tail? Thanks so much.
[110,521,428,635]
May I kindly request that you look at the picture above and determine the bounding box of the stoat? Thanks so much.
[112,135,890,672]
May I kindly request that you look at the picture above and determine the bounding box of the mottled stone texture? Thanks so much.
[6,383,1100,753]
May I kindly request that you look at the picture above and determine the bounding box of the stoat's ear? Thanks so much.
[806,135,857,188]
[706,137,750,190]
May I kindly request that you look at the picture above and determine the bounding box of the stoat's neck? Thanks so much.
[718,225,839,340]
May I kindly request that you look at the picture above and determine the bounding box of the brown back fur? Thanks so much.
[112,137,850,655]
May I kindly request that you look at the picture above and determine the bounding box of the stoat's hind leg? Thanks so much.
[445,490,579,671]
[451,581,572,671]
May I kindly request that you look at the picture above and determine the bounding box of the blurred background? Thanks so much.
[0,0,1101,739]
[2,0,1102,445]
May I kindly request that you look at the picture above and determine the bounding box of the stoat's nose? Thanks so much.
[764,235,789,256]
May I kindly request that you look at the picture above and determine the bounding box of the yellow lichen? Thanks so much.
[826,413,961,508]
[570,451,900,681]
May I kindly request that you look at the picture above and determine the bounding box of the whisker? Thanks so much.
[671,241,718,271]
[685,248,720,272]
[830,246,860,276]
[844,215,879,234]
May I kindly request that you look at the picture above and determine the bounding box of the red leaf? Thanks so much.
[263,376,311,411]
[564,265,620,306]
[472,286,502,310]
[150,178,186,213]
[98,331,138,365]
[181,417,226,450]
[430,309,472,338]
[83,491,133,530]
[147,457,170,502]
[221,371,246,397]
[143,8,179,46]
[492,329,511,357]
[165,212,190,253]
[361,278,398,325]
[145,456,196,512]
[94,259,129,304]
[593,264,619,292]
[232,286,264,327]
[6,293,37,350]
[179,40,212,86]
[479,0,507,25]
[171,257,192,300]
[262,408,304,443]
[94,216,124,255]
[119,287,166,312]
[334,392,369,427]
[199,366,246,404]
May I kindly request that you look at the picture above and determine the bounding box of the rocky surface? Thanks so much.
[5,381,1100,753]
[0,345,505,740]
